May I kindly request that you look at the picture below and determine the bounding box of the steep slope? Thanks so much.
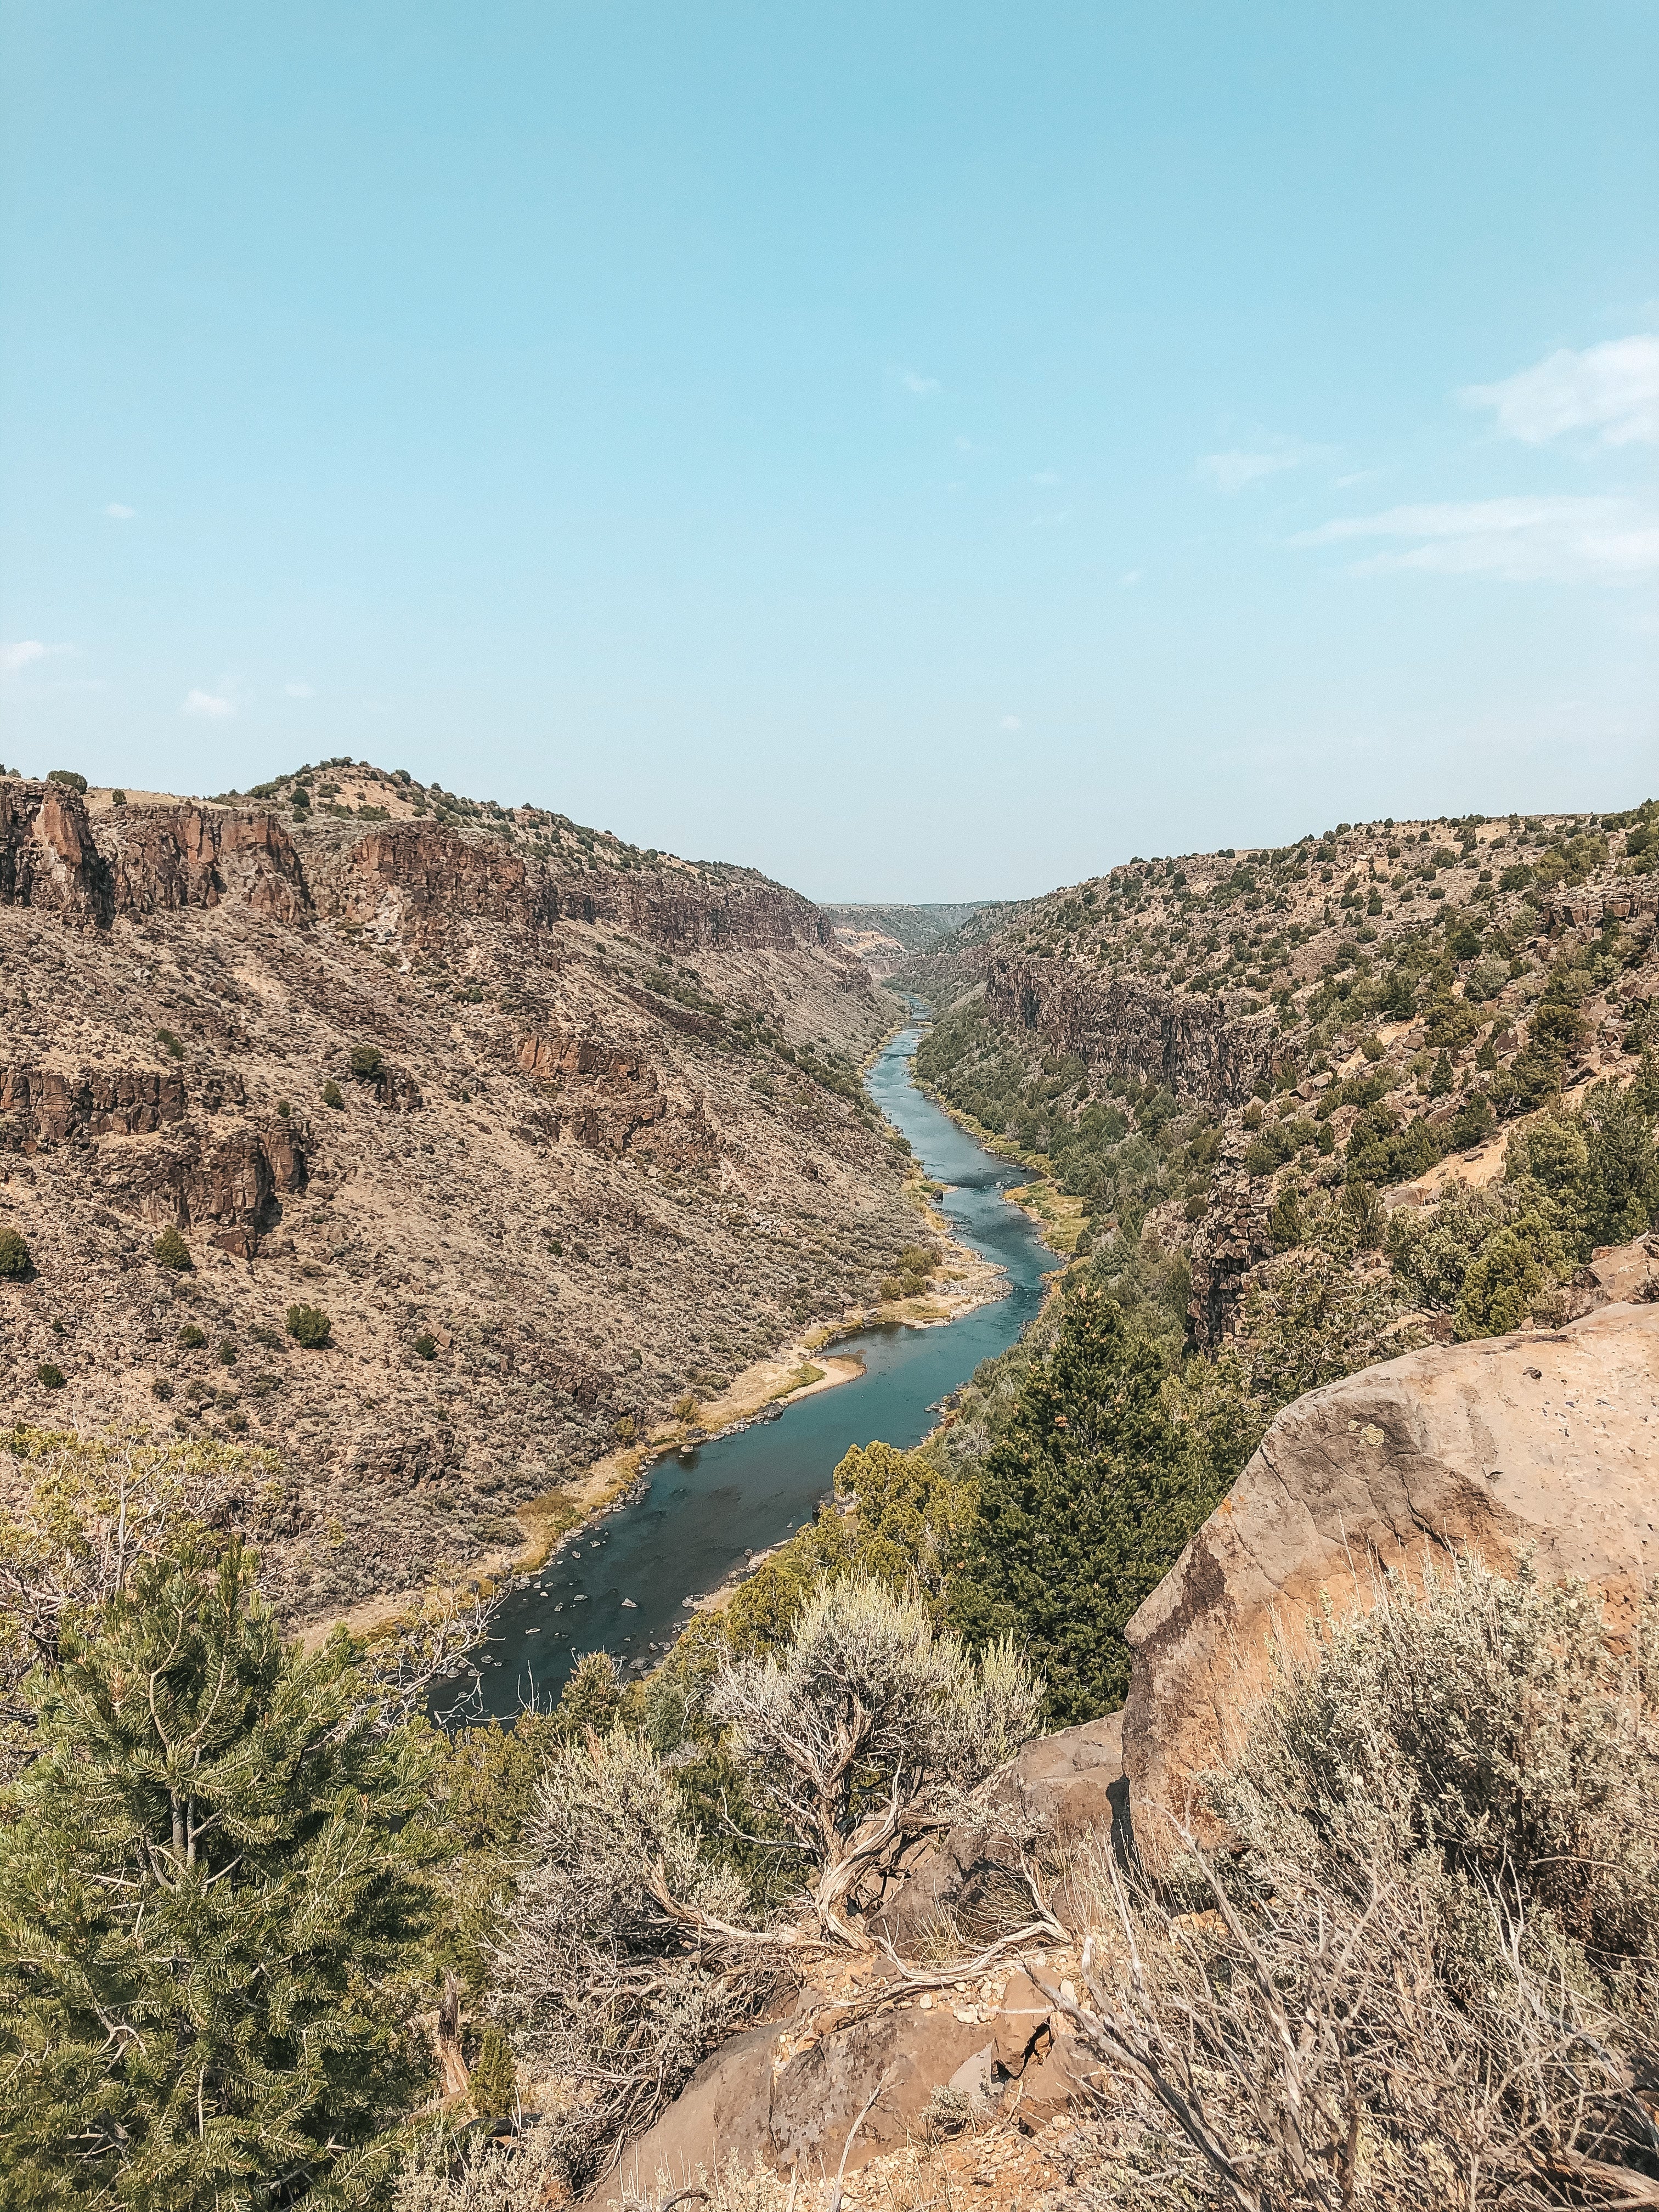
[904,805,1659,1339]
[822,900,1008,981]
[0,764,920,1622]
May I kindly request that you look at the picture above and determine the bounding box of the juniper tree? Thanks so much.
[0,1537,438,2209]
[951,1286,1251,1725]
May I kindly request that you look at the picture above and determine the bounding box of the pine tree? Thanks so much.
[0,1538,437,2208]
[950,1288,1243,1725]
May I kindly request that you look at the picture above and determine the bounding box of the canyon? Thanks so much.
[0,763,927,1622]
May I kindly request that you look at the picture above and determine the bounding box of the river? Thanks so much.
[452,1017,1057,1721]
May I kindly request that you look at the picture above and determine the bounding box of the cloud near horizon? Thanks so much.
[1462,335,1659,447]
[104,502,136,519]
[184,688,235,719]
[1294,495,1659,582]
[2,641,48,672]
[895,366,939,396]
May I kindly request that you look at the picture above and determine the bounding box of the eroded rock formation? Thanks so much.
[1122,1291,1659,1860]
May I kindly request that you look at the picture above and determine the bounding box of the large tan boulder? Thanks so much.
[1122,1297,1659,1860]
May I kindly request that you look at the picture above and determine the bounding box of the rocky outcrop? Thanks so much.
[983,953,1278,1109]
[0,1066,192,1141]
[591,1715,1120,2206]
[0,766,913,1623]
[517,1028,714,1164]
[309,820,837,961]
[0,783,110,918]
[0,787,309,926]
[1122,1293,1659,1863]
[875,1712,1125,1953]
[107,806,308,922]
[103,1120,308,1235]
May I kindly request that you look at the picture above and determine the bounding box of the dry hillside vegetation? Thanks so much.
[904,803,1659,1348]
[0,762,924,1621]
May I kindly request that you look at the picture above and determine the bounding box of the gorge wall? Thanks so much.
[0,769,918,1623]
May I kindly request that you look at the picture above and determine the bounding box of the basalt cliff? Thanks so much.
[0,763,922,1622]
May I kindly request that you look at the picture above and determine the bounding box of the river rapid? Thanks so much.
[452,1015,1057,1722]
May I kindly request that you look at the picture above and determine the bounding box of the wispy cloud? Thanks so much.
[1119,569,1143,588]
[104,502,137,520]
[1196,437,1316,494]
[1025,509,1070,529]
[184,688,235,720]
[895,366,939,396]
[1462,335,1659,447]
[1000,714,1023,732]
[284,681,314,698]
[2,640,47,672]
[1294,495,1659,582]
[1031,469,1062,487]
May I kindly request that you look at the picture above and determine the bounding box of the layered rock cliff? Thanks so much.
[0,767,918,1622]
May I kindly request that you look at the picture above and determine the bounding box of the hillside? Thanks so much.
[901,803,1659,1341]
[822,899,1009,979]
[0,761,924,1622]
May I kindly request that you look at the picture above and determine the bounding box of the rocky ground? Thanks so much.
[899,804,1659,1338]
[0,763,932,1623]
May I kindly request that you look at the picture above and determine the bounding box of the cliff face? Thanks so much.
[0,772,915,1623]
[981,953,1277,1107]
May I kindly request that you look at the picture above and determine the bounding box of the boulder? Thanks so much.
[874,1710,1124,1951]
[596,1993,1014,2206]
[1123,1295,1659,1864]
[1571,1234,1659,1313]
[592,1709,1127,2206]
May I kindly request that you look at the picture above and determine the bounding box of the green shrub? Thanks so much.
[349,1045,383,1079]
[469,2024,517,2120]
[110,788,127,806]
[0,1226,31,1280]
[35,1363,65,1390]
[155,1028,184,1060]
[0,1535,438,2199]
[1454,1226,1544,1338]
[321,1080,345,1109]
[1267,1187,1305,1251]
[218,1340,237,1366]
[413,1333,437,1361]
[177,1324,207,1350]
[285,1303,332,1349]
[45,769,88,793]
[153,1224,193,1272]
[150,1377,173,1402]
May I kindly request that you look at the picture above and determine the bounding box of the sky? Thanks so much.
[1,3,1656,901]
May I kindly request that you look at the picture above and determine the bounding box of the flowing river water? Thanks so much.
[455,1015,1057,1721]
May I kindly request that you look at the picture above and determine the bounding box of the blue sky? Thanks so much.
[2,3,1655,899]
